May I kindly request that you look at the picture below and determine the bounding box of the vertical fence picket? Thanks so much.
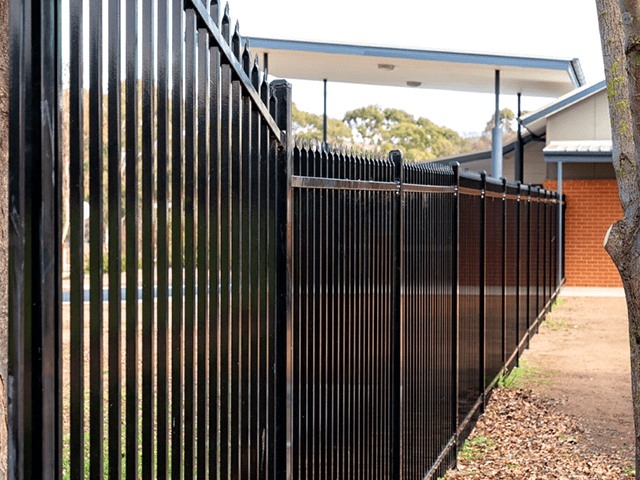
[141,0,156,476]
[240,42,252,480]
[171,1,184,477]
[230,23,243,480]
[125,0,139,475]
[219,7,232,478]
[107,0,123,475]
[196,18,210,480]
[156,0,170,477]
[89,0,105,474]
[68,0,85,475]
[208,3,222,473]
[250,56,262,480]
[183,10,197,478]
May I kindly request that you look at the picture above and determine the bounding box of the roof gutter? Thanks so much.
[570,58,586,87]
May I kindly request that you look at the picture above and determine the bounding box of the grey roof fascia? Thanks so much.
[570,58,586,87]
[522,80,606,126]
[428,133,535,166]
[249,37,579,72]
[544,153,612,163]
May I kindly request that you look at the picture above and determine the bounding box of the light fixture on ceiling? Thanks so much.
[378,63,395,71]
[406,81,421,87]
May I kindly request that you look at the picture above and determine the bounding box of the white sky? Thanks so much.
[227,0,605,135]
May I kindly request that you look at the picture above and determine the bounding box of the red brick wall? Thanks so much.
[544,180,623,287]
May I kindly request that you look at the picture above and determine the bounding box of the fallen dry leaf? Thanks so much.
[445,388,634,479]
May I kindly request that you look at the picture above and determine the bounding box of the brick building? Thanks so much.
[443,81,622,287]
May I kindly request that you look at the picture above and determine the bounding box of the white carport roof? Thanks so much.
[248,37,585,97]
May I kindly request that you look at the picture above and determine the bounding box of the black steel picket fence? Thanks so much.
[8,0,563,478]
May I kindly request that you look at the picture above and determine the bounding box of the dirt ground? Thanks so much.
[522,295,633,459]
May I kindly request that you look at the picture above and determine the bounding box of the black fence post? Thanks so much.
[451,162,460,464]
[390,149,403,480]
[563,194,567,285]
[541,189,548,313]
[526,186,531,348]
[480,171,487,413]
[9,0,62,478]
[272,79,293,480]
[501,177,507,371]
[515,182,521,368]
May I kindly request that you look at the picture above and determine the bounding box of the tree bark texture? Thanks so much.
[596,1,640,478]
[0,0,8,476]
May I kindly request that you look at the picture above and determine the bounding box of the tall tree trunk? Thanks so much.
[596,1,640,478]
[0,0,8,476]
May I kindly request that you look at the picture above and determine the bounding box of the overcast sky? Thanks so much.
[226,0,605,135]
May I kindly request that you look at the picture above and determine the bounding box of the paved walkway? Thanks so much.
[559,286,625,297]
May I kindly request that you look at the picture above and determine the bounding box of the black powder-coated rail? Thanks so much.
[9,0,564,478]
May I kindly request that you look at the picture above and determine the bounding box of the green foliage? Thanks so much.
[483,108,516,136]
[293,103,515,162]
[292,103,352,145]
[343,105,467,161]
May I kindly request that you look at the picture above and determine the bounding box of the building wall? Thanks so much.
[456,140,547,185]
[544,179,623,287]
[546,90,611,142]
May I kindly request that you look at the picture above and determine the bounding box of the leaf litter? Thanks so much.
[445,388,635,479]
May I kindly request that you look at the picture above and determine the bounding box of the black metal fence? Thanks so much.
[289,147,563,479]
[8,0,563,478]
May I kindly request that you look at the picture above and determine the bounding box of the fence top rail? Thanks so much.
[188,0,283,142]
[291,175,458,194]
[293,140,393,181]
[459,169,483,181]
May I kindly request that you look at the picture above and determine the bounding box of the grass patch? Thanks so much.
[543,316,569,331]
[459,435,494,462]
[551,298,567,311]
[497,360,552,390]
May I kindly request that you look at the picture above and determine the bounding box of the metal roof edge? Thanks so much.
[571,58,586,87]
[522,80,606,125]
[544,154,612,163]
[423,133,535,166]
[248,37,578,71]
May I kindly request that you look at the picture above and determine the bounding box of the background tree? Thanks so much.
[343,105,466,160]
[596,1,640,477]
[291,102,352,146]
[483,107,516,137]
[292,102,517,161]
